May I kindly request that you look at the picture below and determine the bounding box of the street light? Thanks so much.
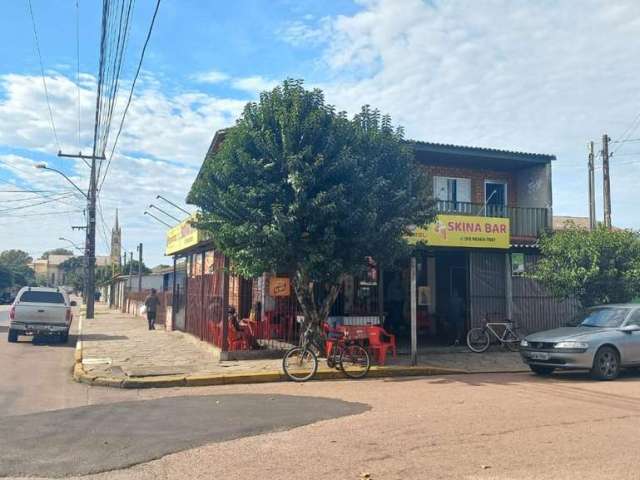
[58,237,83,251]
[37,163,89,307]
[148,204,181,222]
[156,194,191,215]
[35,164,88,199]
[144,210,172,228]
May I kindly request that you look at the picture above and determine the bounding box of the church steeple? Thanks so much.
[110,209,122,267]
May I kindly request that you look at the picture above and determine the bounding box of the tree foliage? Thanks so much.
[0,249,35,289]
[122,260,151,276]
[533,224,640,307]
[40,248,74,259]
[0,265,13,291]
[60,257,117,291]
[0,249,32,267]
[189,79,435,327]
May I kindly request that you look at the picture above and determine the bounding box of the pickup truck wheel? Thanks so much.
[60,330,69,343]
[7,329,18,343]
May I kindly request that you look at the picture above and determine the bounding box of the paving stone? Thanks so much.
[82,303,527,380]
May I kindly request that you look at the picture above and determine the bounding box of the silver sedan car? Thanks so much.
[520,304,640,380]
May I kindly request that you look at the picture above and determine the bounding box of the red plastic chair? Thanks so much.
[367,326,397,365]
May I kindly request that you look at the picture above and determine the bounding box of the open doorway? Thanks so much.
[434,251,468,345]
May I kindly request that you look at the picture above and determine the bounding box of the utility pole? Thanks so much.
[57,151,105,319]
[588,141,596,231]
[137,243,143,292]
[128,252,134,291]
[602,134,612,230]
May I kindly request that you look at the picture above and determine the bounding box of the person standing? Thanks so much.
[144,288,161,330]
[448,289,465,345]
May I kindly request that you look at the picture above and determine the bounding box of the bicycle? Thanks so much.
[282,323,371,382]
[466,314,525,353]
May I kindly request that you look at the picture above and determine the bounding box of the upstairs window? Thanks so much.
[434,176,471,212]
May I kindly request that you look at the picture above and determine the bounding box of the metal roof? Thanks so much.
[409,140,555,166]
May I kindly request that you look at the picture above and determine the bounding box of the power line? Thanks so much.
[0,193,77,213]
[95,0,136,182]
[611,152,640,157]
[99,0,135,157]
[610,138,640,144]
[0,209,83,219]
[26,0,60,151]
[0,191,76,203]
[99,0,161,192]
[611,110,640,156]
[0,189,71,193]
[97,197,112,253]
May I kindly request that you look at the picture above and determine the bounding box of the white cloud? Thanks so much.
[192,70,230,84]
[0,72,243,265]
[280,16,333,46]
[305,0,640,230]
[231,76,279,94]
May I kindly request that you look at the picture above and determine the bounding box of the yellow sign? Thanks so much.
[269,277,291,297]
[166,216,206,255]
[408,214,510,249]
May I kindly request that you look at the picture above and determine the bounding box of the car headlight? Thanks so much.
[554,341,588,349]
[520,339,529,347]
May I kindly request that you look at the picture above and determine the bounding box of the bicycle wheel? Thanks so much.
[282,347,318,382]
[503,328,521,352]
[467,328,490,353]
[339,344,370,379]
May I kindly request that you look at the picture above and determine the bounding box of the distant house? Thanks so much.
[553,215,621,231]
[553,216,590,230]
[32,254,74,286]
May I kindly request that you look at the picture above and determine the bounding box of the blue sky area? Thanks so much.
[1,0,639,266]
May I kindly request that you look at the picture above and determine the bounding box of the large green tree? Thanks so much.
[0,265,13,291]
[0,249,32,267]
[0,249,35,288]
[533,224,640,307]
[189,79,435,329]
[60,257,118,291]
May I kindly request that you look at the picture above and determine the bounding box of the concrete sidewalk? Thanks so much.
[74,303,528,388]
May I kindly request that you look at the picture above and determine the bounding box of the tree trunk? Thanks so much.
[292,270,343,341]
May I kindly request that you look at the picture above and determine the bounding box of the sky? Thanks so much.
[0,0,639,267]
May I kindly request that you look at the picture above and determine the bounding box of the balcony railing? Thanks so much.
[435,200,549,239]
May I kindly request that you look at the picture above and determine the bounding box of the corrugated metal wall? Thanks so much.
[469,251,582,332]
[469,251,506,328]
[512,254,581,332]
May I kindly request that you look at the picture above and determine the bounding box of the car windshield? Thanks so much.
[577,307,630,328]
[19,291,66,304]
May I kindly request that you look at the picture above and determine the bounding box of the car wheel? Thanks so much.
[591,346,620,381]
[7,329,18,343]
[530,365,555,376]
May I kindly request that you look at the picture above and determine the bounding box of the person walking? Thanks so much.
[144,288,161,330]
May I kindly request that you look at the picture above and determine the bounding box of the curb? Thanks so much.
[72,308,85,383]
[72,360,501,389]
[71,307,526,388]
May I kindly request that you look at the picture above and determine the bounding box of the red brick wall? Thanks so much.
[422,164,517,206]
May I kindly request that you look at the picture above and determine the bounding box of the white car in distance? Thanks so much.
[7,287,76,343]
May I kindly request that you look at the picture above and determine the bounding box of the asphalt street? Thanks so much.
[0,394,368,477]
[3,303,640,479]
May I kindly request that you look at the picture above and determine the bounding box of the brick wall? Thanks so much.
[422,164,517,205]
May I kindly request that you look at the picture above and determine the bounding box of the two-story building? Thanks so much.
[164,132,579,359]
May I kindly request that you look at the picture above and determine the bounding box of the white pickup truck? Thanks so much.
[7,287,75,343]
